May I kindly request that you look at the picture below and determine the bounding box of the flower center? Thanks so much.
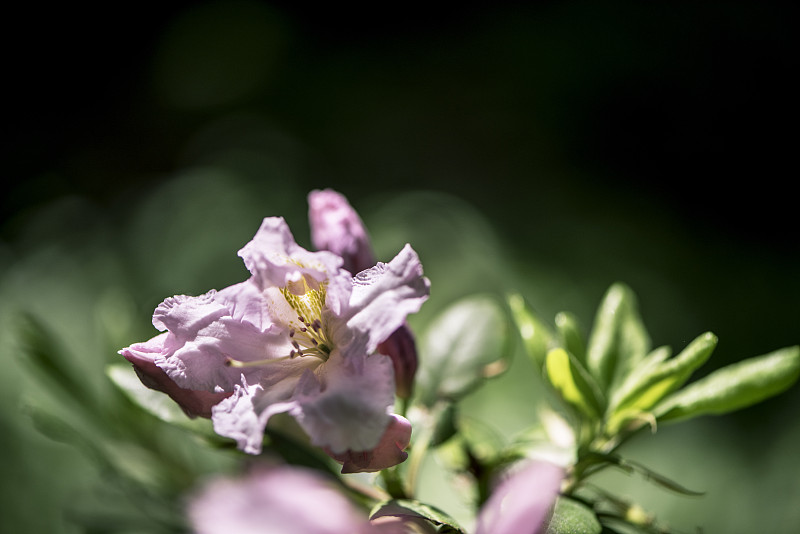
[280,277,333,361]
[225,275,334,370]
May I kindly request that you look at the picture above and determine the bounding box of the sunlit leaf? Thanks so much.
[546,348,605,420]
[607,346,671,409]
[545,497,602,534]
[656,346,800,423]
[606,333,717,434]
[507,293,554,370]
[416,295,511,406]
[586,283,650,394]
[555,311,586,364]
[505,411,576,468]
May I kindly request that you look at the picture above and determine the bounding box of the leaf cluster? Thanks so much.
[506,282,800,532]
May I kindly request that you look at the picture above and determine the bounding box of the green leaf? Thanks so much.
[545,497,602,534]
[507,293,554,370]
[106,364,215,437]
[607,345,672,408]
[416,294,511,406]
[606,333,717,434]
[16,313,98,414]
[546,348,605,420]
[656,346,800,423]
[608,455,705,496]
[586,283,651,394]
[458,414,507,464]
[370,499,465,533]
[555,311,586,364]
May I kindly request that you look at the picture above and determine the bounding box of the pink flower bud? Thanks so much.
[119,334,230,418]
[326,415,412,473]
[377,323,418,400]
[308,188,375,275]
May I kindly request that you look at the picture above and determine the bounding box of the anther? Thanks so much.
[291,340,300,350]
[289,329,295,337]
[298,316,306,323]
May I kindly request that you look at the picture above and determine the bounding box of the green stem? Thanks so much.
[403,403,448,497]
[380,466,410,500]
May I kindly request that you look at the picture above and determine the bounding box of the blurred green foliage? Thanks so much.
[2,2,798,533]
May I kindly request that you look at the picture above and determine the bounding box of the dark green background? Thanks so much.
[2,2,797,532]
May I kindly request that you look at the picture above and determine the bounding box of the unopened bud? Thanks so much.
[378,323,419,399]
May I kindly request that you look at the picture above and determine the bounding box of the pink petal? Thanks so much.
[344,245,430,356]
[290,352,396,454]
[188,465,372,534]
[153,283,316,393]
[210,376,298,455]
[475,461,564,534]
[237,217,351,314]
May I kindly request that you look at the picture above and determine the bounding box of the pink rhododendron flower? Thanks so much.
[474,460,564,534]
[308,189,419,399]
[120,214,428,470]
[188,465,373,534]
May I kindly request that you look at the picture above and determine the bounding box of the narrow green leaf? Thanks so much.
[607,345,672,410]
[606,333,717,434]
[555,311,586,364]
[16,313,98,413]
[586,283,651,394]
[656,346,800,423]
[24,403,99,450]
[429,402,458,448]
[106,364,215,437]
[546,348,606,420]
[458,414,507,464]
[546,497,602,534]
[612,457,705,496]
[370,499,465,533]
[507,293,554,370]
[416,295,511,406]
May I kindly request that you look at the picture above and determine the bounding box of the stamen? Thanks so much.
[225,355,292,368]
[279,280,332,362]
